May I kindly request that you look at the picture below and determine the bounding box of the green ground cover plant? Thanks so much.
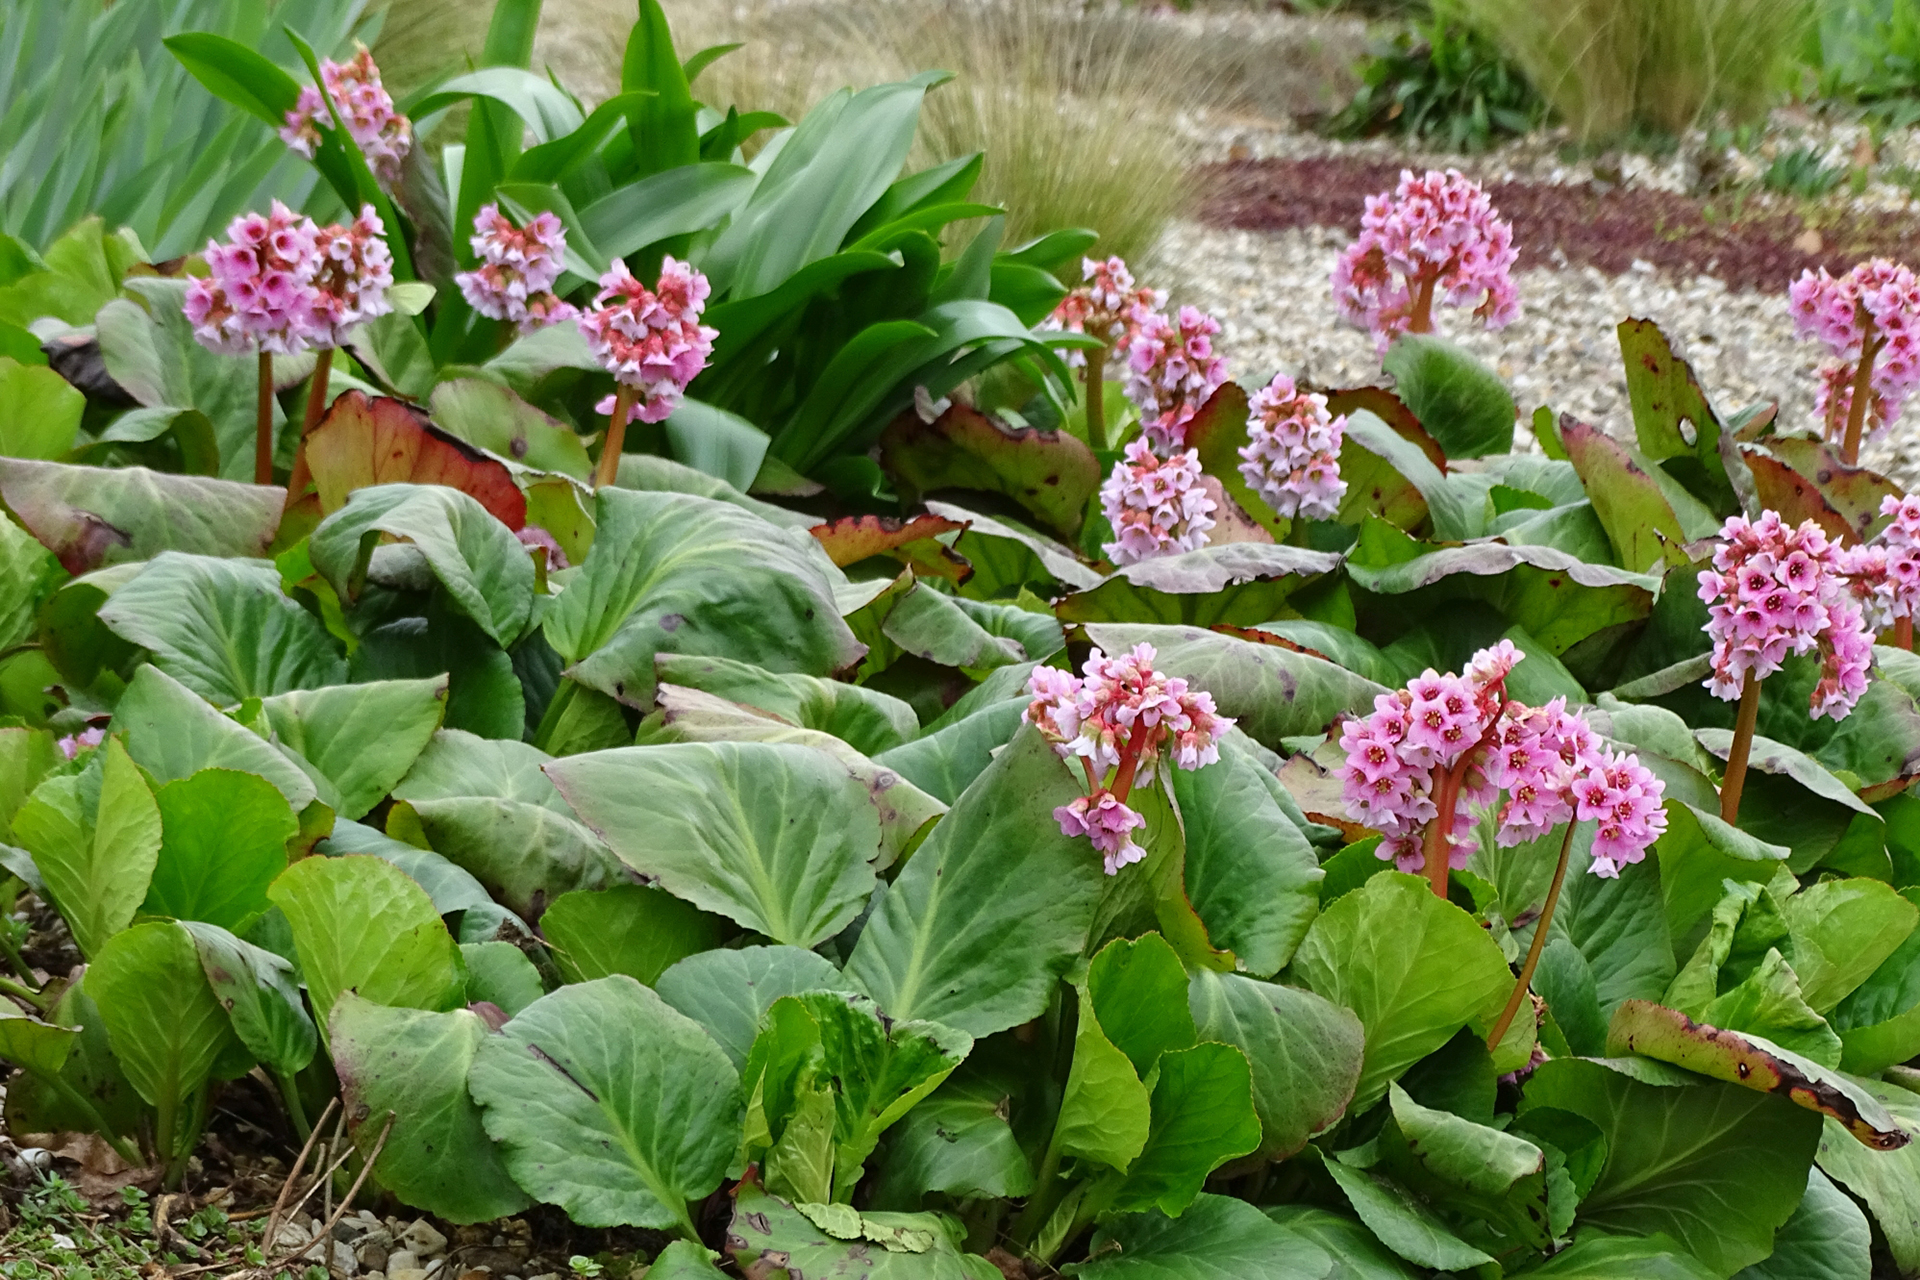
[3,3,1920,1278]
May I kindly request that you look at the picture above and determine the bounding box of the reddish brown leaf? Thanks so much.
[284,391,526,531]
[1323,386,1449,471]
[1742,448,1851,544]
[1758,438,1901,544]
[878,404,1100,539]
[1274,753,1369,843]
[808,513,974,584]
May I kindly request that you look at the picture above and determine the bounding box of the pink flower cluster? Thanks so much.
[456,205,578,334]
[1697,511,1874,720]
[1839,495,1920,630]
[279,46,413,186]
[1041,256,1165,370]
[1026,644,1232,874]
[186,202,392,356]
[1237,373,1347,520]
[56,726,105,760]
[1099,438,1216,566]
[1332,168,1519,356]
[1340,642,1666,877]
[1788,259,1920,440]
[577,257,717,426]
[1125,305,1229,453]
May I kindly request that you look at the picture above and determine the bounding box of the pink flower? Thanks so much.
[280,45,413,186]
[1237,373,1347,520]
[1839,494,1920,632]
[515,525,569,570]
[1789,259,1920,442]
[1698,511,1875,719]
[1040,256,1166,371]
[1332,168,1519,356]
[1099,439,1216,565]
[56,726,105,760]
[1025,643,1233,875]
[1571,750,1668,877]
[577,257,717,425]
[307,205,394,347]
[1124,305,1229,453]
[455,205,579,334]
[185,201,322,355]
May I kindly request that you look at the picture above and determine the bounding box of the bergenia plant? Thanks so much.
[1698,511,1874,821]
[279,44,413,187]
[1098,438,1217,566]
[1787,258,1920,464]
[455,204,579,338]
[577,256,717,488]
[1840,494,1920,649]
[1332,167,1519,356]
[1025,644,1231,874]
[1125,304,1229,454]
[1041,255,1165,448]
[302,206,395,431]
[1237,372,1348,521]
[1340,640,1666,1047]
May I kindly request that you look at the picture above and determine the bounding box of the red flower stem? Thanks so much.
[1408,271,1439,335]
[1422,700,1509,898]
[255,350,274,485]
[1899,617,1914,651]
[1842,315,1883,467]
[593,385,638,489]
[1720,670,1763,824]
[303,347,335,435]
[1486,817,1578,1051]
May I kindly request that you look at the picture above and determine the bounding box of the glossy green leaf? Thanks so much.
[146,768,297,933]
[1187,969,1363,1160]
[180,920,315,1077]
[866,1061,1036,1204]
[0,516,58,652]
[653,653,917,755]
[1105,1041,1261,1216]
[656,945,858,1070]
[460,941,545,1017]
[873,696,1026,805]
[540,884,727,987]
[469,975,743,1232]
[1525,1233,1721,1279]
[1815,1076,1920,1275]
[1321,1155,1493,1272]
[0,457,282,575]
[1262,1207,1419,1280]
[1561,418,1689,572]
[1056,544,1342,628]
[0,1004,73,1077]
[878,401,1100,539]
[0,356,83,458]
[1382,334,1515,459]
[1063,1194,1334,1279]
[429,378,592,480]
[13,736,161,958]
[113,665,317,811]
[1701,950,1844,1068]
[1782,878,1919,1013]
[1734,1166,1871,1280]
[257,677,447,820]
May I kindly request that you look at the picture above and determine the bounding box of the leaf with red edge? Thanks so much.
[1324,386,1449,471]
[285,391,526,532]
[1561,419,1687,572]
[1617,318,1739,513]
[1754,438,1901,544]
[877,404,1100,539]
[1742,449,1852,544]
[0,458,282,575]
[809,513,974,585]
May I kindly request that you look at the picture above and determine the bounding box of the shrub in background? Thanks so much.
[1329,4,1543,155]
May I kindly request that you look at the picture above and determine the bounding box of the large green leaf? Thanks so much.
[95,553,346,704]
[656,945,858,1070]
[544,488,862,706]
[1079,624,1386,749]
[1525,1234,1722,1279]
[1054,935,1192,1172]
[540,884,727,987]
[267,854,466,1039]
[1617,318,1737,513]
[877,401,1100,539]
[258,678,447,820]
[1782,879,1919,1013]
[873,696,1027,805]
[1734,1167,1871,1280]
[843,727,1108,1036]
[112,665,317,810]
[429,378,592,480]
[1321,1153,1493,1272]
[0,973,143,1141]
[89,921,243,1153]
[1829,887,1920,1074]
[545,742,879,948]
[1521,1057,1825,1275]
[330,994,532,1224]
[1291,872,1512,1110]
[1263,1207,1419,1280]
[0,356,83,459]
[1187,969,1363,1160]
[145,768,297,934]
[180,921,314,1077]
[1378,1083,1550,1254]
[1062,1194,1334,1279]
[866,1060,1036,1205]
[653,653,918,755]
[1104,1041,1262,1217]
[12,737,161,958]
[469,975,743,1232]
[0,457,282,575]
[311,484,535,647]
[1561,419,1690,572]
[1381,335,1515,459]
[1055,545,1342,628]
[0,515,59,652]
[1815,1076,1920,1275]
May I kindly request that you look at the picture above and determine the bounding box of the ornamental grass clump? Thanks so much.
[1698,511,1875,822]
[1332,167,1519,356]
[455,205,579,336]
[578,256,717,488]
[1025,643,1231,875]
[1787,258,1920,464]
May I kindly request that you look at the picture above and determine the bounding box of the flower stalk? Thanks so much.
[255,351,274,484]
[1487,818,1579,1051]
[302,347,333,435]
[1083,361,1108,451]
[1842,313,1884,466]
[1721,670,1762,824]
[595,385,637,490]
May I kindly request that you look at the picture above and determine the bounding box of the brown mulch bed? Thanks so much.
[1198,156,1920,291]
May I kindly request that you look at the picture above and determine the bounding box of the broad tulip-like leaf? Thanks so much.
[808,512,973,585]
[1054,935,1193,1171]
[0,516,58,652]
[850,574,1025,674]
[257,678,447,820]
[1781,878,1918,1013]
[1378,1083,1549,1252]
[1560,419,1691,571]
[540,884,727,987]
[322,818,495,916]
[459,941,545,1017]
[329,994,531,1224]
[656,945,858,1070]
[1699,950,1842,1068]
[1188,970,1363,1160]
[1652,800,1791,941]
[1616,317,1737,513]
[267,854,466,1039]
[180,920,315,1077]
[653,653,919,755]
[1103,1041,1263,1217]
[725,1180,990,1277]
[311,484,535,647]
[96,553,347,704]
[926,499,1104,595]
[878,402,1099,538]
[1755,437,1900,543]
[867,1062,1037,1204]
[0,1002,74,1080]
[429,378,592,480]
[0,457,281,575]
[1829,887,1920,1074]
[611,452,818,529]
[1055,544,1343,628]
[1334,410,1432,532]
[845,727,1108,1037]
[469,975,743,1231]
[1522,1233,1721,1279]
[1061,1194,1334,1279]
[145,768,298,934]
[1320,1154,1493,1272]
[1815,1076,1920,1276]
[1741,449,1856,545]
[89,921,244,1143]
[873,695,1027,805]
[1737,1166,1872,1280]
[1291,872,1513,1110]
[288,392,526,528]
[544,488,862,706]
[113,665,317,810]
[1080,624,1386,749]
[1263,1206,1421,1280]
[1382,334,1516,460]
[0,355,83,459]
[546,742,879,948]
[12,737,161,959]
[1520,1057,1824,1274]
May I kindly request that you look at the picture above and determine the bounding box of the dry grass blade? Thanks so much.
[260,1095,339,1256]
[269,1113,398,1274]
